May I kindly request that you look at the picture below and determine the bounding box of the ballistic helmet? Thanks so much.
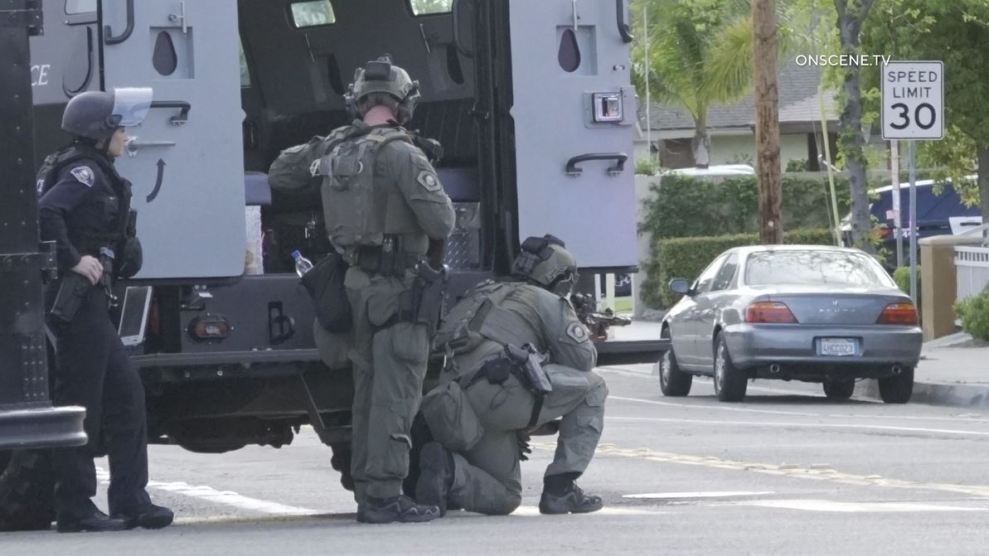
[512,235,579,297]
[62,87,153,142]
[345,56,420,123]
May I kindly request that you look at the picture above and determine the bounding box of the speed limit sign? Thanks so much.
[882,61,944,140]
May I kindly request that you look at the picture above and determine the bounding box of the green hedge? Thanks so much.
[643,229,836,308]
[640,174,852,240]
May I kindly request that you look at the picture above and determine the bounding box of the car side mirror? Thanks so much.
[668,278,692,296]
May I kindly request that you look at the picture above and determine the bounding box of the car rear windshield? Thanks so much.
[744,250,895,288]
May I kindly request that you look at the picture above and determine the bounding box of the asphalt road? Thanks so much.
[5,365,989,555]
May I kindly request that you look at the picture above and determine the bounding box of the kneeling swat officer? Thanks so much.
[38,88,173,532]
[415,235,608,516]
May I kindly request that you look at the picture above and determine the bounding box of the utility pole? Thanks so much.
[752,0,783,244]
[643,2,654,166]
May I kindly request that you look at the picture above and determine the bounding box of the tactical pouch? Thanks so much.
[420,380,484,452]
[49,273,92,324]
[300,251,352,333]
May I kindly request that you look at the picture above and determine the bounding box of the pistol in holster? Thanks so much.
[407,261,449,337]
[504,343,553,429]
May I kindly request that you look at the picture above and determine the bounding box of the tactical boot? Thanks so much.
[538,484,603,515]
[112,503,174,530]
[415,442,453,516]
[56,508,129,533]
[357,495,440,524]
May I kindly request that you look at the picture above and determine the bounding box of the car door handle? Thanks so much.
[565,153,628,176]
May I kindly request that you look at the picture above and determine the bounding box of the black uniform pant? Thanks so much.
[47,285,151,519]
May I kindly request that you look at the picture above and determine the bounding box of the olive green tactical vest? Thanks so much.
[320,128,418,249]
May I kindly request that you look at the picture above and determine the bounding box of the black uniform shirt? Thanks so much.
[38,152,126,272]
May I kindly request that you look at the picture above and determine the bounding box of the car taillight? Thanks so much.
[745,302,798,324]
[877,303,918,325]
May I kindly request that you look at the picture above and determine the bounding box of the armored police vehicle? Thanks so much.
[2,0,652,527]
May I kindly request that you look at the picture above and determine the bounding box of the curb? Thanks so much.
[859,379,989,408]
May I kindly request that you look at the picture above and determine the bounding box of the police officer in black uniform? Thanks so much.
[38,89,173,533]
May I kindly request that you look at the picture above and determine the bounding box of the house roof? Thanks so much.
[639,60,839,132]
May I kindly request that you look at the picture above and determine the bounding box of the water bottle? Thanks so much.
[291,249,314,277]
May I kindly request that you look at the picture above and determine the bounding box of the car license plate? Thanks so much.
[818,338,858,357]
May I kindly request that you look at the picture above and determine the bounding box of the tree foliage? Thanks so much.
[861,0,989,216]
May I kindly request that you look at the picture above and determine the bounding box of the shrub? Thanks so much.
[954,285,989,341]
[642,229,835,308]
[639,174,852,241]
[635,158,660,176]
[892,266,922,315]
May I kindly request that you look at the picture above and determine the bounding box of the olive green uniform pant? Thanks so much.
[445,364,607,515]
[346,267,430,502]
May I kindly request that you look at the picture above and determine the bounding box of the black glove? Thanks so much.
[517,431,532,462]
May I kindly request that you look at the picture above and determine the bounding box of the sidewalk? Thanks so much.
[859,333,989,408]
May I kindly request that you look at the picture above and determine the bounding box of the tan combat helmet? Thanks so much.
[345,55,421,124]
[512,235,579,297]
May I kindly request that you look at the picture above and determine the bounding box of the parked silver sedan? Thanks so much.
[658,245,922,403]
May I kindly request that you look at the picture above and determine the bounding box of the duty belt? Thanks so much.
[350,245,423,277]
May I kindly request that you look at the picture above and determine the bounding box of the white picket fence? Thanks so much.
[956,246,989,301]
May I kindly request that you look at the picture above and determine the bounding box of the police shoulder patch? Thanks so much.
[69,166,95,188]
[310,159,321,177]
[566,322,591,343]
[417,170,441,192]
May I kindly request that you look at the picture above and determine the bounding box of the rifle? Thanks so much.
[570,292,632,342]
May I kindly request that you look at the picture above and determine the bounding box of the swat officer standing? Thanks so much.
[38,89,173,532]
[270,57,455,523]
[415,235,608,516]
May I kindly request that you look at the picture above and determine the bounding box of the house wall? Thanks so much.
[708,133,810,167]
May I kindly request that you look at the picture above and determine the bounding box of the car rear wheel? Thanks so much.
[878,367,914,404]
[713,333,747,402]
[659,348,692,397]
[823,378,855,400]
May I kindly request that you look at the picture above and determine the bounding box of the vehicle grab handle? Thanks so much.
[104,0,135,45]
[150,101,191,125]
[616,0,634,43]
[565,153,628,176]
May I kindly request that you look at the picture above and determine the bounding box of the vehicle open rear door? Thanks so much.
[100,0,245,279]
[507,0,637,270]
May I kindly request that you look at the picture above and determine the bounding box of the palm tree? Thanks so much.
[632,0,788,168]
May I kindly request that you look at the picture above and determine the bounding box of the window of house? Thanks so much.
[290,0,336,28]
[409,0,454,16]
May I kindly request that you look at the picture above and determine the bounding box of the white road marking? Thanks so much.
[606,414,989,438]
[96,467,317,516]
[534,442,989,499]
[609,393,989,425]
[608,394,821,417]
[733,499,987,513]
[623,491,774,500]
[511,506,667,517]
